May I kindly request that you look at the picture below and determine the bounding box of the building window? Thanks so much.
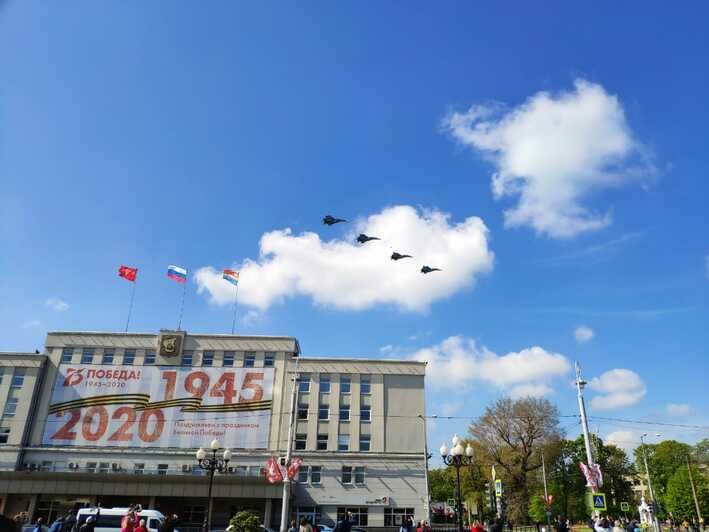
[244,352,255,367]
[0,427,10,443]
[310,465,322,484]
[264,352,275,367]
[319,376,331,394]
[338,435,349,452]
[337,508,368,527]
[99,462,110,474]
[157,464,169,475]
[144,350,156,365]
[202,351,214,366]
[124,350,136,365]
[102,351,114,364]
[297,404,309,420]
[295,434,307,451]
[223,352,235,367]
[233,465,248,476]
[342,466,353,484]
[385,508,416,527]
[298,466,309,484]
[339,406,350,421]
[11,368,26,389]
[317,434,328,450]
[318,405,329,421]
[181,351,193,366]
[354,466,365,484]
[81,349,94,364]
[298,374,310,393]
[86,462,97,474]
[340,376,351,394]
[3,398,18,417]
[61,348,73,363]
[359,434,371,452]
[360,404,371,422]
[134,463,145,475]
[360,377,371,394]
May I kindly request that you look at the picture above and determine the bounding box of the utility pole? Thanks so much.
[686,455,702,525]
[640,433,659,532]
[279,357,299,532]
[542,453,551,527]
[575,362,595,469]
[418,414,432,524]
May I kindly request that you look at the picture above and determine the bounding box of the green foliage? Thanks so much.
[664,465,709,521]
[693,439,709,465]
[634,440,692,500]
[229,511,262,532]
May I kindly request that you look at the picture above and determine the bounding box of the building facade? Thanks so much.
[0,331,428,529]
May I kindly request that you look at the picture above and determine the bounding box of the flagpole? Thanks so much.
[125,280,137,333]
[231,282,240,335]
[177,279,187,331]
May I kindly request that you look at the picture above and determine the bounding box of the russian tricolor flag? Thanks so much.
[167,265,188,284]
[222,269,239,286]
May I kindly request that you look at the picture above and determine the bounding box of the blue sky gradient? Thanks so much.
[1,1,707,459]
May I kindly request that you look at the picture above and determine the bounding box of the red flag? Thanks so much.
[287,457,303,480]
[118,265,138,282]
[265,456,283,484]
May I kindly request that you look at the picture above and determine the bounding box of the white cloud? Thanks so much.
[605,430,641,453]
[588,369,646,410]
[440,401,463,417]
[410,336,571,393]
[666,403,690,416]
[45,297,69,312]
[379,345,395,355]
[574,325,595,343]
[195,205,494,312]
[509,383,554,398]
[444,79,653,238]
[240,309,263,327]
[22,319,41,329]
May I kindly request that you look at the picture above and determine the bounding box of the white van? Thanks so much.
[75,507,171,532]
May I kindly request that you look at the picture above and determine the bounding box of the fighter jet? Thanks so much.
[420,266,441,274]
[323,215,347,226]
[391,252,413,261]
[357,234,381,244]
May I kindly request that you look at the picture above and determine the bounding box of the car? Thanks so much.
[316,525,334,532]
[75,507,172,532]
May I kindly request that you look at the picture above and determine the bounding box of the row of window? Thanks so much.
[296,465,365,485]
[2,397,18,418]
[60,348,275,368]
[297,404,371,422]
[295,507,415,528]
[0,427,10,443]
[298,375,371,394]
[295,433,371,452]
[0,368,25,389]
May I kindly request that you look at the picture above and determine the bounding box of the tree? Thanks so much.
[664,465,709,521]
[634,440,692,515]
[229,511,262,532]
[469,397,562,524]
[693,439,709,465]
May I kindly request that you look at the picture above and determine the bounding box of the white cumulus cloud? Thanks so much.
[22,319,41,329]
[605,430,641,453]
[45,297,69,312]
[444,79,653,238]
[195,205,494,312]
[666,403,690,416]
[410,336,571,394]
[574,325,595,343]
[589,368,646,410]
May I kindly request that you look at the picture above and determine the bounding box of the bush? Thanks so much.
[229,511,262,532]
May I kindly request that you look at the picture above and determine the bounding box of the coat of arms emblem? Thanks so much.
[158,331,184,357]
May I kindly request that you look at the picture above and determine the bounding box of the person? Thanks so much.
[422,521,432,532]
[334,512,354,532]
[472,520,486,532]
[555,516,568,532]
[79,516,97,532]
[61,511,77,532]
[122,506,139,532]
[288,520,298,532]
[159,514,180,532]
[32,517,46,532]
[135,519,148,532]
[489,519,503,532]
[48,516,66,532]
[613,520,624,532]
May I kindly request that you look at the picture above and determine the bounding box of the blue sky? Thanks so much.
[1,1,707,460]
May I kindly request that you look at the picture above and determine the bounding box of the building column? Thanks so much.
[27,494,39,522]
[0,495,7,514]
[149,496,157,509]
[264,498,273,528]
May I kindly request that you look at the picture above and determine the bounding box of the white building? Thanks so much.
[0,331,428,529]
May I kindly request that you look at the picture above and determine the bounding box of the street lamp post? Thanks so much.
[196,439,232,532]
[440,435,474,532]
[640,433,659,532]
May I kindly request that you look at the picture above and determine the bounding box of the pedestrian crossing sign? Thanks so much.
[590,493,607,511]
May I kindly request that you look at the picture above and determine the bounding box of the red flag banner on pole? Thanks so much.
[118,265,138,282]
[265,456,283,484]
[287,457,303,480]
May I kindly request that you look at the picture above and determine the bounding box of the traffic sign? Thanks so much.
[620,502,630,512]
[495,479,503,497]
[590,493,607,511]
